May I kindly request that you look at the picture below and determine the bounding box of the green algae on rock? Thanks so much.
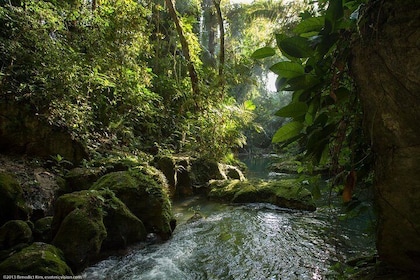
[208,179,316,211]
[91,166,175,239]
[0,172,30,225]
[0,220,32,250]
[33,216,53,243]
[51,189,147,272]
[0,242,72,275]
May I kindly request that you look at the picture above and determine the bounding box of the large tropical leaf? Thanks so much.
[270,61,305,78]
[251,47,276,59]
[275,102,308,118]
[272,121,304,143]
[294,17,325,35]
[284,74,320,91]
[279,36,313,58]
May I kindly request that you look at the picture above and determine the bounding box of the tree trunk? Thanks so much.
[213,0,225,82]
[165,0,200,98]
[351,0,420,271]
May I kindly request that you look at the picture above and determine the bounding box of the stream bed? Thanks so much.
[82,195,375,279]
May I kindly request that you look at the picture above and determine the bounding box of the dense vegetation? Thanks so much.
[1,0,419,276]
[0,0,305,162]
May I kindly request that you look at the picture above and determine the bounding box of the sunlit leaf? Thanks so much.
[275,102,308,118]
[293,17,325,34]
[272,121,304,143]
[279,36,313,58]
[251,47,276,59]
[244,100,256,111]
[270,61,305,78]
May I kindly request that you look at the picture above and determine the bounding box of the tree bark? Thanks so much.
[213,0,225,82]
[351,0,420,271]
[165,0,200,98]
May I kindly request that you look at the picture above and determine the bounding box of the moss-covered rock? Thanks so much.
[0,172,30,225]
[190,158,226,186]
[100,191,147,250]
[0,220,32,250]
[0,242,72,275]
[51,189,146,272]
[53,207,106,272]
[91,166,175,240]
[208,179,316,211]
[223,164,246,181]
[62,167,104,194]
[153,155,177,195]
[33,216,53,243]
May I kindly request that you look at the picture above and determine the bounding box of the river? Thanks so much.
[82,157,375,279]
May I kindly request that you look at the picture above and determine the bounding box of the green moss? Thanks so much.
[0,220,32,250]
[208,179,316,211]
[53,208,106,272]
[52,189,148,270]
[34,216,53,243]
[100,191,146,250]
[91,166,175,239]
[0,172,30,224]
[0,242,72,275]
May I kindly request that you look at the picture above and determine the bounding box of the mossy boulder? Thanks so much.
[0,242,72,275]
[33,216,53,243]
[100,192,147,250]
[62,167,104,194]
[190,158,226,186]
[0,220,32,250]
[52,189,146,272]
[91,166,175,240]
[0,172,30,225]
[53,207,106,272]
[154,155,177,195]
[208,179,316,211]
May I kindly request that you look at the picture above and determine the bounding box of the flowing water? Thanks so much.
[82,157,375,279]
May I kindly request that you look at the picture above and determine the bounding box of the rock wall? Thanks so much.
[0,101,88,164]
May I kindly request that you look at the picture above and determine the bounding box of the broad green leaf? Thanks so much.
[275,34,288,50]
[275,102,308,118]
[325,0,344,32]
[275,76,288,91]
[284,75,320,91]
[244,100,256,111]
[270,62,305,78]
[279,36,313,58]
[316,33,339,56]
[293,17,325,34]
[251,47,275,59]
[272,121,304,143]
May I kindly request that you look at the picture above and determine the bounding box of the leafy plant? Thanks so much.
[253,0,371,184]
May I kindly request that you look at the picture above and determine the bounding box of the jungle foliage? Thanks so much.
[253,0,372,185]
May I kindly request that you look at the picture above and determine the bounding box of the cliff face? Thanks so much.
[0,101,88,164]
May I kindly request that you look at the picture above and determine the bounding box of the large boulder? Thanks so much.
[91,166,175,240]
[0,242,72,275]
[208,179,316,211]
[33,216,53,243]
[0,220,32,251]
[53,207,106,272]
[154,156,194,197]
[0,172,30,225]
[52,189,146,272]
[62,167,105,194]
[190,158,227,186]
